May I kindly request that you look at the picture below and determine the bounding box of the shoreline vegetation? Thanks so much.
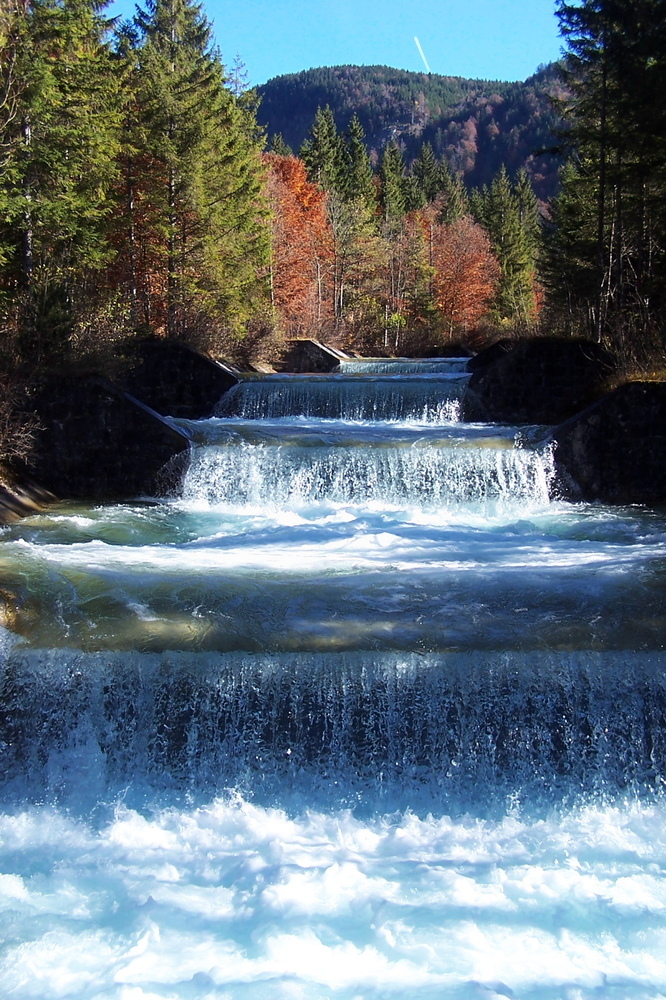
[0,0,665,477]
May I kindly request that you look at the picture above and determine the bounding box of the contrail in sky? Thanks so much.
[414,37,431,73]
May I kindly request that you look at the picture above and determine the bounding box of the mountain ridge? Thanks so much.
[256,63,565,199]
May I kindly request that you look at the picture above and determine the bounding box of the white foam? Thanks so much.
[1,377,666,999]
[2,799,666,998]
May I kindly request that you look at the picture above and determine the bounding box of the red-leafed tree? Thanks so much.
[264,153,334,334]
[418,208,500,335]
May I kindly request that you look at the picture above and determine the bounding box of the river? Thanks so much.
[1,358,665,998]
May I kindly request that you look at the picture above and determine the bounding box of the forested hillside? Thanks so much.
[257,64,565,199]
[0,0,664,469]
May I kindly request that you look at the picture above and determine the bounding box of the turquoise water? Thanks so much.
[1,360,666,998]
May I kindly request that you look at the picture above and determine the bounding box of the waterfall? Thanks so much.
[1,359,666,999]
[181,436,556,509]
[216,373,469,422]
[336,357,471,374]
[2,646,665,813]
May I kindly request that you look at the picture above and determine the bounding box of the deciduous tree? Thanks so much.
[265,153,333,332]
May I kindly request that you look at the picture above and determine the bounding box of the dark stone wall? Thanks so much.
[122,338,239,418]
[429,343,473,358]
[17,376,190,501]
[466,339,517,373]
[462,338,616,424]
[553,381,666,504]
[276,340,349,372]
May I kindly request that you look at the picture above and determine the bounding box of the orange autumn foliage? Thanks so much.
[418,209,500,333]
[264,154,334,332]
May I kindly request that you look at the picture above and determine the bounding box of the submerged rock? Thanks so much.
[0,476,57,524]
[553,380,666,503]
[463,338,615,424]
[122,337,239,418]
[17,375,190,501]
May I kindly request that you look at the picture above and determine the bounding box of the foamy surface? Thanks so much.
[1,402,666,998]
[2,797,666,999]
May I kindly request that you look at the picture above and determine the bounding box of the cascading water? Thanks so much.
[338,358,469,375]
[1,359,666,999]
[336,356,472,374]
[215,372,468,422]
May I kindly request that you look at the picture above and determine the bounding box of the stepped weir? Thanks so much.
[0,354,665,998]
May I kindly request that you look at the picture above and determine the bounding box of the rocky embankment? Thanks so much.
[0,339,240,521]
[461,337,665,504]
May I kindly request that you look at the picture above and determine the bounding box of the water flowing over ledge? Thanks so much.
[1,359,666,1000]
[336,356,472,374]
[181,431,556,509]
[2,645,666,814]
[215,373,469,422]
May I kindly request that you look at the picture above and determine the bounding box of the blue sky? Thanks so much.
[110,0,564,86]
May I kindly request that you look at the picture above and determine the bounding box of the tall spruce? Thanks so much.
[345,113,375,208]
[413,142,440,204]
[380,142,406,222]
[473,166,535,325]
[329,115,379,321]
[543,160,599,333]
[438,161,468,223]
[554,0,666,348]
[269,132,292,156]
[299,105,347,195]
[515,167,541,256]
[0,0,123,359]
[128,0,268,337]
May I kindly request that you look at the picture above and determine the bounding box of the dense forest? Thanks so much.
[258,63,565,200]
[0,0,665,463]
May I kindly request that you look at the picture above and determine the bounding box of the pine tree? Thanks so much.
[227,52,249,98]
[0,0,124,360]
[300,110,380,327]
[269,132,292,156]
[468,185,488,227]
[437,162,468,223]
[543,159,599,334]
[299,105,347,195]
[345,113,375,208]
[403,174,425,212]
[474,166,535,325]
[412,142,440,204]
[380,142,406,222]
[0,0,25,278]
[127,0,269,337]
[514,167,541,257]
[554,0,666,348]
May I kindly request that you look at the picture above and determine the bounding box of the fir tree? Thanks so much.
[438,162,468,223]
[474,166,535,325]
[412,142,440,204]
[543,159,599,333]
[128,0,269,336]
[515,167,541,257]
[403,175,425,212]
[269,132,292,156]
[345,113,375,208]
[299,105,346,195]
[380,142,406,222]
[554,0,666,347]
[0,0,124,360]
